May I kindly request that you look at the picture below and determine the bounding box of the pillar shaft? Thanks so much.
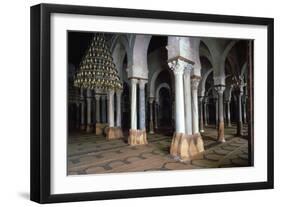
[86,89,92,125]
[204,101,208,126]
[191,77,200,134]
[107,90,115,127]
[80,89,85,128]
[95,95,101,123]
[169,60,186,133]
[154,102,158,129]
[116,90,122,127]
[139,80,146,130]
[183,68,193,135]
[237,89,243,136]
[101,95,107,123]
[199,97,204,133]
[149,97,154,134]
[130,79,138,130]
[243,100,247,124]
[215,86,225,142]
[76,102,80,128]
[227,101,231,127]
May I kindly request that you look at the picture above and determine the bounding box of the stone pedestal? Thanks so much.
[128,129,148,145]
[86,125,94,133]
[95,123,107,135]
[106,127,124,140]
[170,133,204,161]
[80,124,86,131]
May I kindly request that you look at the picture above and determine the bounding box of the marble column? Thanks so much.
[80,88,86,130]
[86,89,93,132]
[107,89,115,128]
[236,87,243,136]
[101,95,107,123]
[130,79,138,130]
[75,102,80,129]
[204,100,208,126]
[199,96,204,133]
[149,97,154,134]
[243,98,247,124]
[215,85,226,142]
[116,90,122,128]
[168,59,204,160]
[183,67,193,135]
[95,95,101,123]
[191,77,201,135]
[154,101,159,130]
[139,80,147,130]
[215,98,218,127]
[171,61,186,134]
[128,79,147,145]
[94,94,103,135]
[226,100,232,127]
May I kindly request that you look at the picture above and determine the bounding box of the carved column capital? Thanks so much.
[191,77,201,91]
[168,59,193,76]
[138,79,147,90]
[149,97,155,104]
[214,85,226,95]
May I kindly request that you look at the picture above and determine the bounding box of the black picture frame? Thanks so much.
[30,3,274,204]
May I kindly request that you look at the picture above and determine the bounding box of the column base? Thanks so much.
[80,124,86,131]
[85,124,94,133]
[170,132,204,161]
[200,129,205,133]
[149,121,154,134]
[236,121,243,137]
[105,127,124,140]
[217,121,225,142]
[128,129,148,145]
[95,123,107,135]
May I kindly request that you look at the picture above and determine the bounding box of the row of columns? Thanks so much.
[198,86,248,139]
[129,79,148,145]
[76,88,123,136]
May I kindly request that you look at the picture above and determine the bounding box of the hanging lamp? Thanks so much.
[74,33,123,91]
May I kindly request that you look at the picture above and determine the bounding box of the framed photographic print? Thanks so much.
[30,3,274,203]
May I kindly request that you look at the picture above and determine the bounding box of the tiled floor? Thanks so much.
[67,124,250,175]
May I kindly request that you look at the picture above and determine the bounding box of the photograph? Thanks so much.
[66,32,253,175]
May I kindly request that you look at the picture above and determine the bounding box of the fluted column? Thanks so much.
[199,96,204,133]
[139,80,147,130]
[107,89,115,128]
[191,76,201,134]
[149,97,154,134]
[215,85,226,142]
[130,79,138,130]
[226,100,231,127]
[236,87,243,136]
[116,90,122,128]
[80,89,86,130]
[95,94,101,123]
[183,66,193,135]
[101,95,107,123]
[86,89,93,132]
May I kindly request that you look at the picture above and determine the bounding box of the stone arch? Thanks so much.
[155,82,171,103]
[199,68,213,96]
[129,35,152,79]
[219,40,239,77]
[111,35,131,83]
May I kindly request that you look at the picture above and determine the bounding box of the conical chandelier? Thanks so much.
[74,33,123,91]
